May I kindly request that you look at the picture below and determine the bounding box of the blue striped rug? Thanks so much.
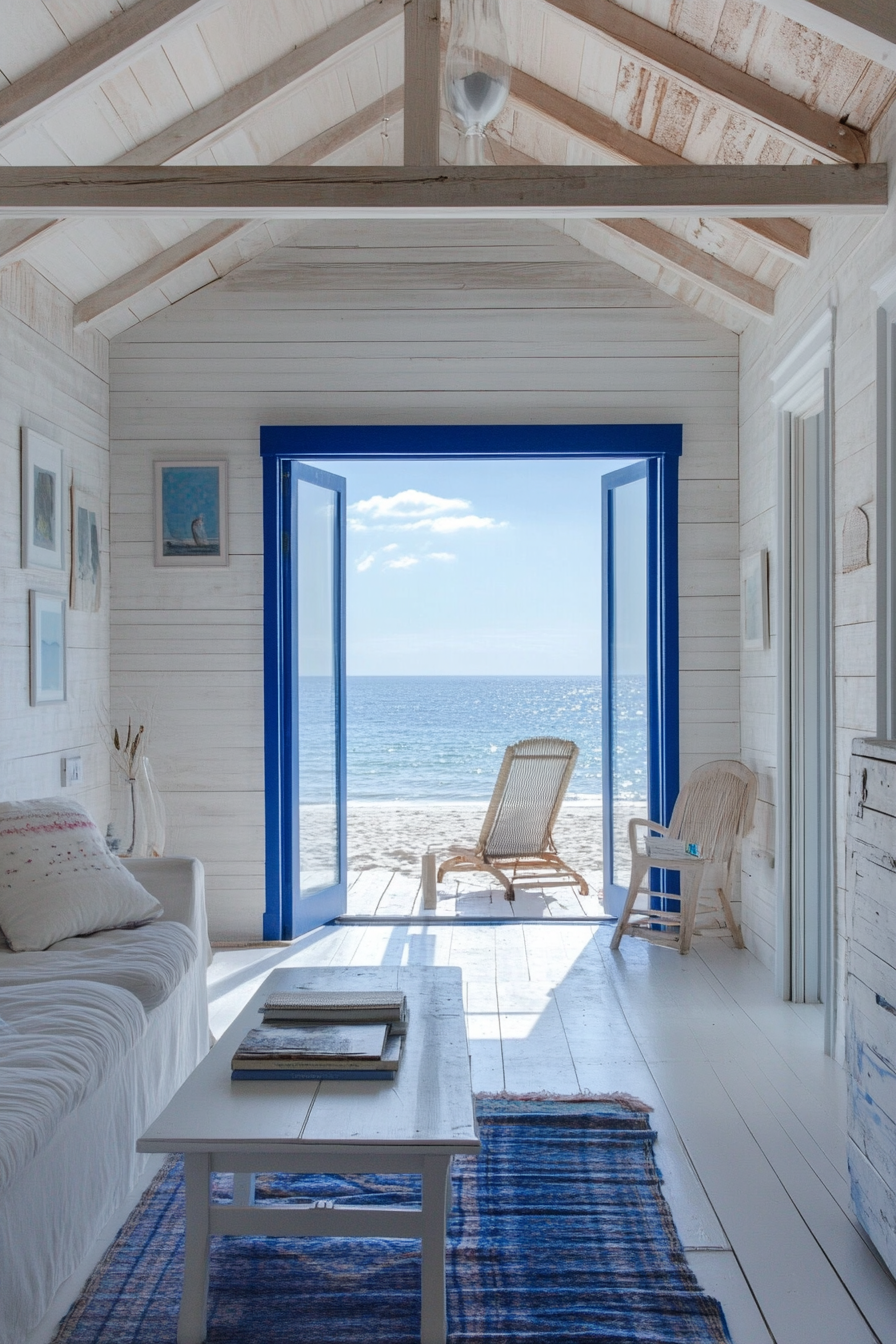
[55,1098,729,1343]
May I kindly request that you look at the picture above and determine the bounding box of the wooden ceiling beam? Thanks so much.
[71,91,404,330]
[404,0,441,166]
[0,0,225,148]
[759,2,896,67]
[545,0,868,164]
[0,164,884,219]
[509,69,810,262]
[116,0,403,166]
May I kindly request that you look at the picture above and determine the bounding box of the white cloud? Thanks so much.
[348,518,367,532]
[400,515,505,534]
[385,555,419,569]
[356,554,375,573]
[427,551,456,562]
[350,489,470,521]
[381,543,399,552]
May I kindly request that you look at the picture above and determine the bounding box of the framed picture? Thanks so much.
[71,487,102,612]
[30,591,66,705]
[22,428,65,571]
[742,549,770,651]
[154,460,229,567]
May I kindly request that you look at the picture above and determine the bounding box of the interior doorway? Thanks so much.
[261,425,680,938]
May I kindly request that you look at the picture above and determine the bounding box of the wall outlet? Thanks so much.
[61,755,83,787]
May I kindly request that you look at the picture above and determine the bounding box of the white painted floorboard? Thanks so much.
[203,923,896,1344]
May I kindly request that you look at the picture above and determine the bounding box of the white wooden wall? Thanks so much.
[737,95,896,1051]
[108,219,740,941]
[0,262,111,823]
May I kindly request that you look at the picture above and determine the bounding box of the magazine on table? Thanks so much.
[231,1027,403,1081]
[260,989,408,1033]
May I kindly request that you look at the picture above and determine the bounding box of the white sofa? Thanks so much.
[0,858,210,1344]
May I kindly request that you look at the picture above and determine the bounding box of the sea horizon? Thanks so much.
[333,673,647,804]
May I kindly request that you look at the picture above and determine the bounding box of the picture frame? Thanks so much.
[742,549,770,651]
[154,460,229,567]
[70,487,102,612]
[22,428,65,571]
[30,590,67,705]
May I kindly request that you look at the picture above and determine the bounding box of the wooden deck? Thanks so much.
[208,922,896,1344]
[345,866,608,918]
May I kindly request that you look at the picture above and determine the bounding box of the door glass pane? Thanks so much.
[296,477,339,899]
[608,474,648,890]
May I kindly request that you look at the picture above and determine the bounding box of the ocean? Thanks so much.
[345,675,647,802]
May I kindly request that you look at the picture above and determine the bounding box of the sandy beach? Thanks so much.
[346,799,646,884]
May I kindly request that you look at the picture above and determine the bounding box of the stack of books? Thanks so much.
[230,989,408,1081]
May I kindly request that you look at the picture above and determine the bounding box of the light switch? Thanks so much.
[62,755,83,787]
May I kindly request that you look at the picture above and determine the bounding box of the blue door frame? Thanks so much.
[261,423,681,938]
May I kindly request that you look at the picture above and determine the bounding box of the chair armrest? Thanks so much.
[628,818,669,853]
[122,857,212,967]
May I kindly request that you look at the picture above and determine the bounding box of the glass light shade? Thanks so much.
[444,0,510,165]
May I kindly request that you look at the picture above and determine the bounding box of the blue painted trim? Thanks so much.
[260,423,682,461]
[262,423,682,939]
[263,458,347,940]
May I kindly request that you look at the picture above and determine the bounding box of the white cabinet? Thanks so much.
[846,738,896,1276]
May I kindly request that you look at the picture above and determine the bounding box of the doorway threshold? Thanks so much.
[335,915,615,926]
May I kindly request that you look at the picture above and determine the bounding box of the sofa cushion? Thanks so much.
[0,920,199,1011]
[0,798,161,951]
[0,980,147,1192]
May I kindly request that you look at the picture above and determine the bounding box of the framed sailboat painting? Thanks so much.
[154,460,229,567]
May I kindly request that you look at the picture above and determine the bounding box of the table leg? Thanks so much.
[231,1172,256,1206]
[178,1152,212,1344]
[420,1155,452,1344]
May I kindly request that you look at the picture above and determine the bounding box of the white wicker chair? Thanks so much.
[436,737,588,902]
[610,759,758,954]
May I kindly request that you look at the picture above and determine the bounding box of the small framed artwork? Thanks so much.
[71,487,102,612]
[22,428,65,571]
[742,549,770,651]
[30,591,66,705]
[154,460,228,567]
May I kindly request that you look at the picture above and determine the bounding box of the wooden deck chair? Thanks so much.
[437,737,588,902]
[610,760,758,954]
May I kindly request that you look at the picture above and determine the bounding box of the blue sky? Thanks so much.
[306,458,639,675]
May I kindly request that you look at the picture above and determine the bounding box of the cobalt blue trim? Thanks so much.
[260,423,682,461]
[263,458,347,940]
[262,423,681,939]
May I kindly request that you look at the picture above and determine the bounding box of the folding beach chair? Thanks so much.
[436,737,588,902]
[610,759,758,954]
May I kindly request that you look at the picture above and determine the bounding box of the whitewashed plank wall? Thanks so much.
[737,94,896,1052]
[0,262,111,822]
[109,220,740,941]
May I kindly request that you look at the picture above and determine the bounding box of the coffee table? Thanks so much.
[138,965,479,1344]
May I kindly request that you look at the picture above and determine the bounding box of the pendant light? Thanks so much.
[444,0,511,165]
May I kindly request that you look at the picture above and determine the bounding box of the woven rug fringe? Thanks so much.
[475,1089,653,1113]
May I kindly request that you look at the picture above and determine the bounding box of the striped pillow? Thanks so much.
[0,799,161,952]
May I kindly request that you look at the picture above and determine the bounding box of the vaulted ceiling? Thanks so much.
[1,0,894,335]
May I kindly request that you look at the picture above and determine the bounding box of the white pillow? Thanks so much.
[0,799,162,952]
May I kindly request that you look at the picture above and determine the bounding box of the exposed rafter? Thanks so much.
[491,139,776,320]
[73,219,251,328]
[116,0,403,166]
[0,164,884,219]
[545,0,868,164]
[404,0,441,166]
[275,88,403,167]
[72,91,404,331]
[0,0,225,148]
[598,219,774,319]
[759,1,896,67]
[509,69,810,262]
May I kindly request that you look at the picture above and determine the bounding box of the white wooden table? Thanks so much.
[138,965,479,1344]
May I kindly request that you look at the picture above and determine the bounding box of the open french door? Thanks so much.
[263,460,347,939]
[601,459,678,918]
